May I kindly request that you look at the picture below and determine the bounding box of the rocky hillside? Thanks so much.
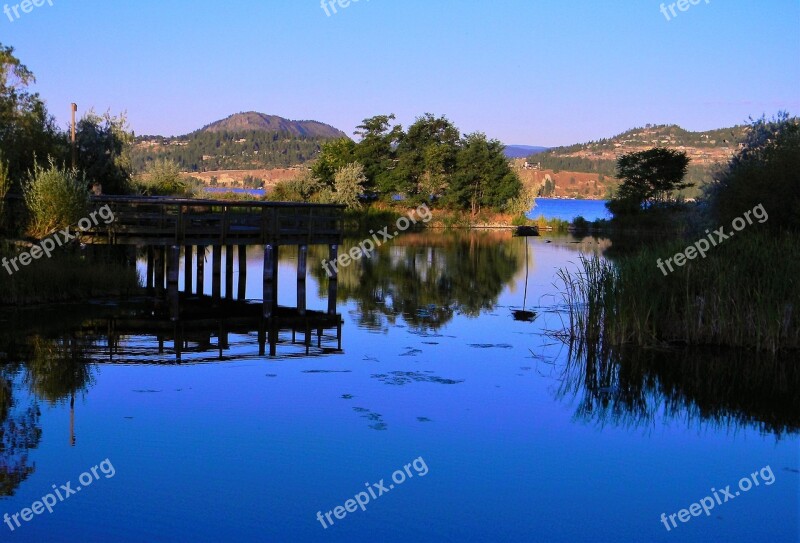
[522,124,750,199]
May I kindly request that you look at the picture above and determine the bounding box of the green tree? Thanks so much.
[445,133,522,215]
[74,110,134,194]
[353,114,403,195]
[391,113,460,201]
[0,43,62,189]
[609,148,691,215]
[311,138,356,186]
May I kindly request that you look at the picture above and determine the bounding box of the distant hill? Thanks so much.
[524,124,749,198]
[198,112,348,139]
[504,145,548,159]
[131,112,349,172]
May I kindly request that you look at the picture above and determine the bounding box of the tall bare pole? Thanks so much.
[70,103,77,169]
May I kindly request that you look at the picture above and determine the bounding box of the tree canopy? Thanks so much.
[307,113,522,214]
[608,148,691,215]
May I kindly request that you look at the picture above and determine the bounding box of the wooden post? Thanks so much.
[258,319,266,356]
[212,245,222,303]
[263,244,278,318]
[269,321,278,357]
[167,245,180,321]
[297,245,307,315]
[327,244,338,315]
[146,246,155,294]
[173,323,182,362]
[154,246,165,296]
[70,103,77,170]
[196,246,205,296]
[184,245,193,294]
[237,245,247,300]
[225,245,234,300]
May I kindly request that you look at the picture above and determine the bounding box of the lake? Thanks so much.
[0,231,796,542]
[528,198,611,222]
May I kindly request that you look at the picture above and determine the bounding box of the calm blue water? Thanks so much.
[529,198,611,222]
[0,232,796,542]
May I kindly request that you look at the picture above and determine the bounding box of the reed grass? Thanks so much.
[557,230,799,351]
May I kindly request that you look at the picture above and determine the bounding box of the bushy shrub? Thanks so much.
[572,216,590,232]
[266,171,322,203]
[706,113,800,231]
[506,185,537,218]
[332,162,367,209]
[134,159,192,196]
[24,161,89,237]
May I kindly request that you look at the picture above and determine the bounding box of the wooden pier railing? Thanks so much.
[83,196,345,246]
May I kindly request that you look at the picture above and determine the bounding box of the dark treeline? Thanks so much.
[130,130,329,172]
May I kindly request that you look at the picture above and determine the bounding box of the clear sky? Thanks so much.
[2,0,798,146]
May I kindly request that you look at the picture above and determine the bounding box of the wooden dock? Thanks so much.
[80,196,345,331]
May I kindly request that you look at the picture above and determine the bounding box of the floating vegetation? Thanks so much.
[371,371,464,386]
[352,407,387,431]
[400,348,423,357]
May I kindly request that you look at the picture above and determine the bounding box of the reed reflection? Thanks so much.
[556,339,799,437]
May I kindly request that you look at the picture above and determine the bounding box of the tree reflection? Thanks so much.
[25,335,96,405]
[310,230,526,331]
[0,362,42,497]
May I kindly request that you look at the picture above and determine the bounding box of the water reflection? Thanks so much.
[0,364,41,497]
[556,339,800,437]
[310,230,528,331]
[0,229,797,513]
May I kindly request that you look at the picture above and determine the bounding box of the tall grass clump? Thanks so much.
[23,161,89,237]
[558,230,799,352]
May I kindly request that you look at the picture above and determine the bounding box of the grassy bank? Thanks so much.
[0,244,140,305]
[558,230,799,352]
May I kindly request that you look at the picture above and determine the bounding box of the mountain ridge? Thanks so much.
[194,111,348,139]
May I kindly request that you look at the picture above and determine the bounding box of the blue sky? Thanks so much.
[2,0,798,146]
